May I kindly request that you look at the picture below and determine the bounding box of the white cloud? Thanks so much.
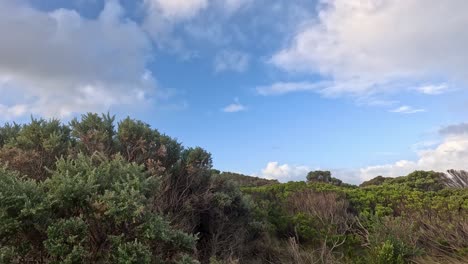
[0,104,28,120]
[416,84,449,95]
[214,50,250,73]
[331,168,361,185]
[144,0,209,21]
[257,81,325,96]
[258,162,363,185]
[142,0,211,56]
[260,161,310,181]
[0,0,155,119]
[257,81,404,110]
[389,105,425,114]
[142,0,252,53]
[222,104,246,112]
[222,98,247,112]
[144,0,252,21]
[360,132,468,181]
[272,0,468,96]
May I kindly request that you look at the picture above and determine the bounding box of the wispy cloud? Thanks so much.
[222,98,247,113]
[214,50,250,73]
[257,81,324,96]
[144,0,209,21]
[411,140,440,152]
[416,84,449,95]
[389,106,426,114]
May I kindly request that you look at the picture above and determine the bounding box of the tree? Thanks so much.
[0,118,70,179]
[117,117,159,164]
[0,122,20,147]
[306,170,343,186]
[158,147,213,230]
[307,170,332,182]
[69,113,115,155]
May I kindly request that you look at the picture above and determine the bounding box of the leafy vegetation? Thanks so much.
[0,113,467,263]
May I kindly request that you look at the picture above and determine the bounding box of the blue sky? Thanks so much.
[1,0,468,184]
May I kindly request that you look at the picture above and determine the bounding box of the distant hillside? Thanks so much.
[214,171,279,187]
[360,175,393,187]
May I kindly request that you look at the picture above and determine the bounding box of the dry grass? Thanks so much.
[412,255,468,264]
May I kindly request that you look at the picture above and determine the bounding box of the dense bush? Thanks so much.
[0,155,198,263]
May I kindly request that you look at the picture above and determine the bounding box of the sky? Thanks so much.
[1,0,468,184]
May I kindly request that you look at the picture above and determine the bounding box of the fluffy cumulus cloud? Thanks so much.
[0,0,155,119]
[271,0,468,96]
[260,162,310,182]
[359,124,468,181]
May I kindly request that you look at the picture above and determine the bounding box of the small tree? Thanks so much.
[306,170,342,186]
[0,118,70,179]
[69,113,116,155]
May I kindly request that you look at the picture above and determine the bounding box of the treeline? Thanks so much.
[0,113,467,263]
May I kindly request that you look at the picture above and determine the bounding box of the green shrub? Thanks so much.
[374,240,405,264]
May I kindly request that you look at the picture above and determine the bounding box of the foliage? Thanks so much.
[373,240,405,264]
[70,113,115,155]
[360,176,392,187]
[0,114,467,264]
[0,154,197,263]
[244,170,468,263]
[0,122,20,147]
[217,171,278,187]
[0,118,70,179]
[307,170,349,186]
